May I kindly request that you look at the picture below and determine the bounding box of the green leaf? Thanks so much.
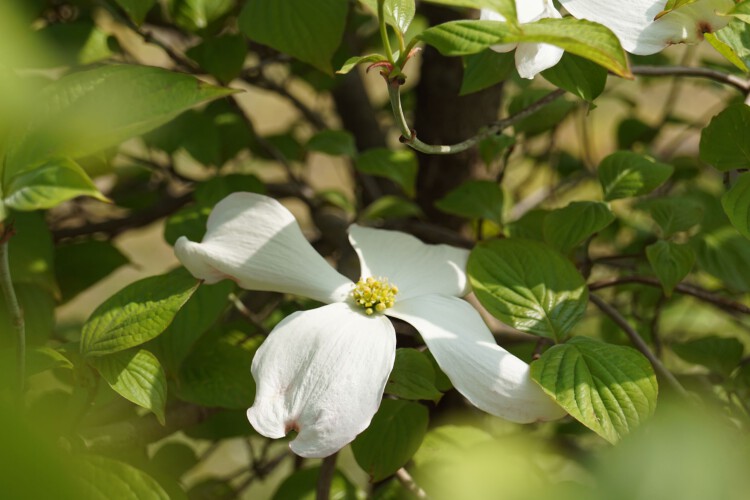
[80,268,200,357]
[153,280,234,373]
[478,133,515,165]
[386,0,417,33]
[434,180,504,224]
[418,17,631,77]
[728,0,750,24]
[508,88,576,135]
[4,157,108,211]
[722,173,750,239]
[637,196,704,237]
[239,0,348,74]
[646,241,695,297]
[598,151,674,201]
[355,148,418,196]
[705,32,749,72]
[468,238,588,341]
[177,328,260,409]
[194,174,266,207]
[336,54,388,75]
[55,240,129,303]
[306,130,357,157]
[91,348,167,424]
[700,104,750,172]
[272,466,359,500]
[7,211,56,293]
[186,35,247,83]
[715,19,750,72]
[459,49,514,96]
[542,52,607,102]
[412,424,493,468]
[171,0,234,32]
[655,0,699,18]
[0,285,54,347]
[422,0,517,22]
[5,65,235,179]
[114,0,156,25]
[351,399,429,482]
[164,204,212,246]
[543,201,614,255]
[361,196,423,220]
[694,226,750,292]
[530,337,658,444]
[76,455,169,500]
[672,336,744,376]
[385,349,443,402]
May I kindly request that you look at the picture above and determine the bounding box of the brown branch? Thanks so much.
[589,276,750,315]
[589,294,688,397]
[316,452,338,500]
[632,65,750,93]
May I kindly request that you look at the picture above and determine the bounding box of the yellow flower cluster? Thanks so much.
[351,276,399,315]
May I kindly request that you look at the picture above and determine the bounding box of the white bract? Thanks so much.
[480,0,563,79]
[174,192,565,458]
[559,0,734,55]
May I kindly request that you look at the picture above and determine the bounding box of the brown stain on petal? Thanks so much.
[285,421,300,433]
[697,21,713,39]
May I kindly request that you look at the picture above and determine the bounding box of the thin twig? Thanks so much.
[387,79,566,155]
[589,276,750,315]
[589,294,688,397]
[632,65,750,93]
[316,452,338,500]
[395,468,428,499]
[0,237,25,398]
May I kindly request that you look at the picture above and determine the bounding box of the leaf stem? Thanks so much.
[0,238,25,397]
[589,293,688,397]
[377,0,396,64]
[396,468,429,499]
[387,83,566,155]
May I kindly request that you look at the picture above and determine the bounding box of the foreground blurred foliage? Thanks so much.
[0,0,750,498]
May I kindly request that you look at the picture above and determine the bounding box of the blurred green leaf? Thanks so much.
[722,173,750,239]
[352,399,429,481]
[385,348,443,402]
[700,103,750,172]
[359,0,416,33]
[355,148,418,196]
[306,130,357,157]
[194,174,266,207]
[0,284,54,347]
[91,348,167,424]
[336,54,388,75]
[171,0,234,32]
[80,268,200,357]
[531,337,658,444]
[77,455,169,500]
[617,118,659,150]
[460,49,514,96]
[164,205,211,246]
[177,329,260,409]
[542,52,607,101]
[672,336,743,376]
[508,88,576,135]
[115,0,157,25]
[272,466,359,500]
[598,151,673,201]
[186,34,247,83]
[543,201,614,255]
[637,196,704,237]
[435,180,504,225]
[239,0,348,73]
[55,240,129,303]
[7,211,56,293]
[646,241,695,297]
[5,65,235,180]
[469,238,588,341]
[361,196,423,220]
[478,133,515,165]
[694,226,750,292]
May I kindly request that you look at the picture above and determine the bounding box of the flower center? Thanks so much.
[351,276,398,315]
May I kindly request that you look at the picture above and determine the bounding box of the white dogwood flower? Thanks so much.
[559,0,735,55]
[481,0,564,79]
[174,192,565,458]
